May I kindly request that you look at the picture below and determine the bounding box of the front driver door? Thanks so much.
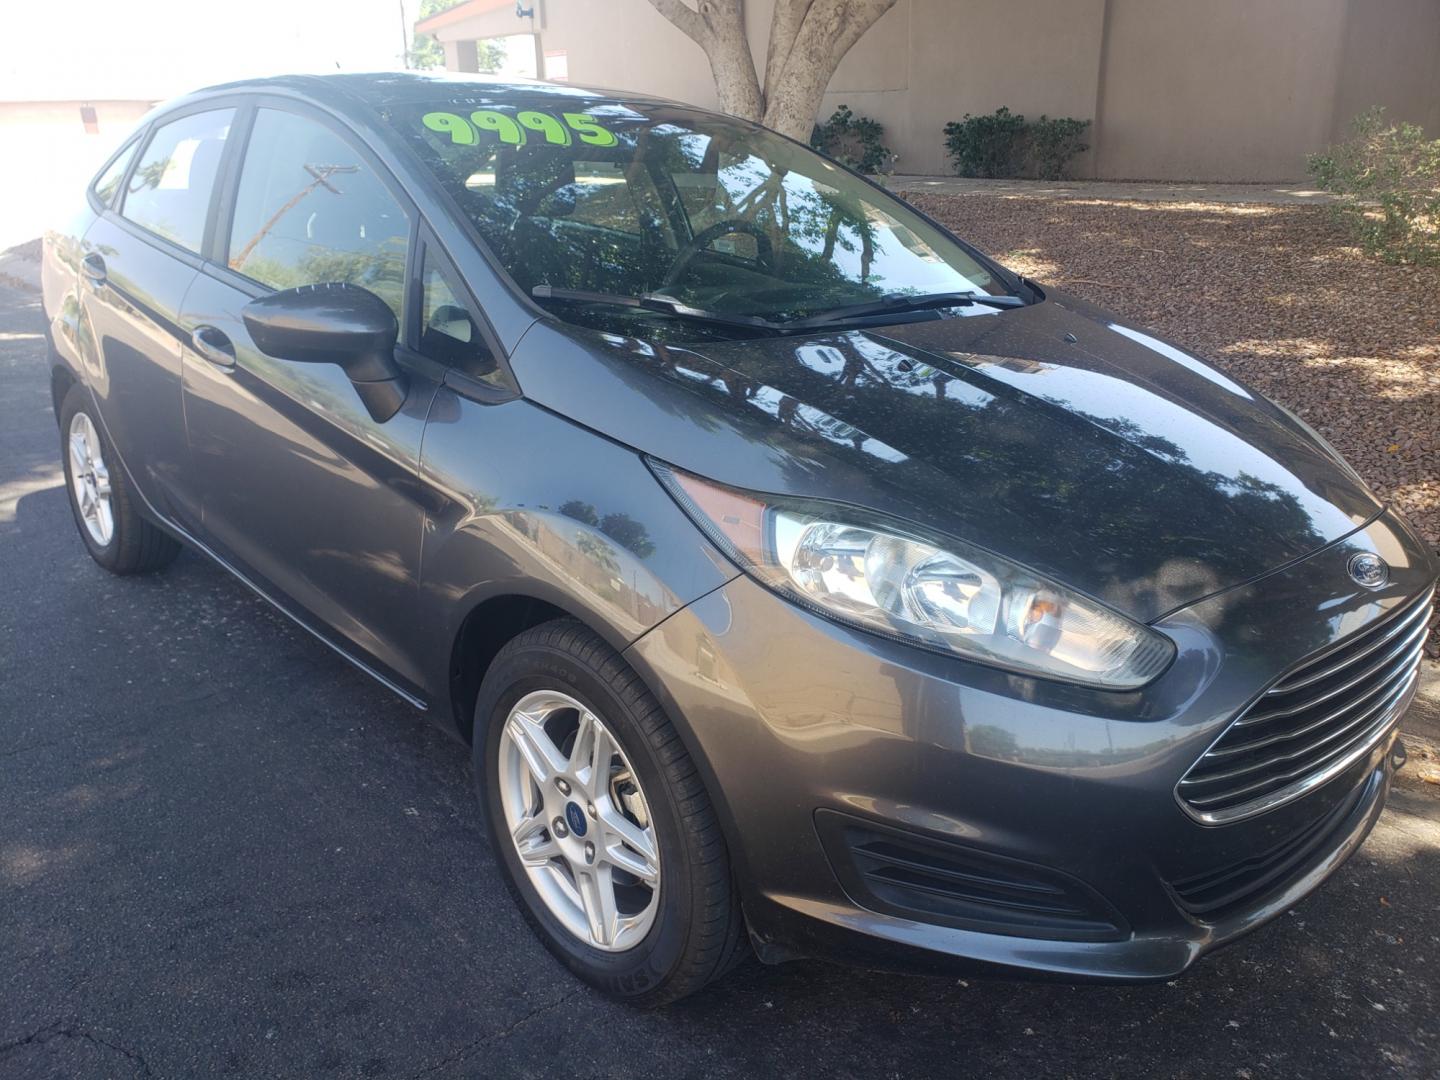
[178,102,440,698]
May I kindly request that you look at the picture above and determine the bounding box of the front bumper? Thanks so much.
[624,509,1437,981]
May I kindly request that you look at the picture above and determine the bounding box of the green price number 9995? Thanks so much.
[422,109,619,148]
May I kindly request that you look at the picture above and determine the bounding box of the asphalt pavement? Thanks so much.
[2,279,1439,1079]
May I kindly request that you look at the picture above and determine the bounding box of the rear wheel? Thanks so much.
[59,384,180,574]
[473,619,746,1006]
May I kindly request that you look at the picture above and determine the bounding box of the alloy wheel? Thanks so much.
[497,689,661,951]
[68,411,114,547]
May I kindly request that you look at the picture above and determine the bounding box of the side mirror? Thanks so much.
[428,304,474,342]
[242,283,408,422]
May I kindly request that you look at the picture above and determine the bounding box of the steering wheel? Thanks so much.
[660,219,776,290]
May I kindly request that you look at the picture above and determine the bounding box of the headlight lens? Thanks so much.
[657,465,1174,689]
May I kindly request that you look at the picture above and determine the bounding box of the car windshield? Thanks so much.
[380,91,1010,341]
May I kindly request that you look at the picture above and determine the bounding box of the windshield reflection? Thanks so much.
[386,96,1006,338]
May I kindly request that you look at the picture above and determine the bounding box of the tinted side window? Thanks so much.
[228,108,410,319]
[93,139,138,208]
[121,109,234,253]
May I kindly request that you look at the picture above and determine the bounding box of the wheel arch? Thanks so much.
[442,583,721,798]
[50,361,78,428]
[444,582,758,955]
[447,589,593,744]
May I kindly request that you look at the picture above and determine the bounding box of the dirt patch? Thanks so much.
[1399,729,1440,789]
[910,193,1439,653]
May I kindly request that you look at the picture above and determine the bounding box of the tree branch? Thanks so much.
[819,0,898,68]
[763,0,814,103]
[643,0,708,46]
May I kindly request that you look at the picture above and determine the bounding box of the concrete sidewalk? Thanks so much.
[890,175,1344,205]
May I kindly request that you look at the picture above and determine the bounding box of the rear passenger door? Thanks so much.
[177,101,444,697]
[79,105,235,527]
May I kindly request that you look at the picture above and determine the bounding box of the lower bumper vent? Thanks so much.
[1169,767,1375,920]
[816,810,1126,942]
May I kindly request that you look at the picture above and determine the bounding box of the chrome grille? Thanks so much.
[1178,588,1432,824]
[1170,772,1370,917]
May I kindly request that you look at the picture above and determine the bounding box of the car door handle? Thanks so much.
[190,325,236,368]
[81,253,107,287]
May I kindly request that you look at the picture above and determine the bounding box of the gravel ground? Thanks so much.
[909,193,1440,652]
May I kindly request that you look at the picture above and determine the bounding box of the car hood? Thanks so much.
[511,292,1382,622]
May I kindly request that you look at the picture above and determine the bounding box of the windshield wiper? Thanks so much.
[531,285,1026,336]
[784,290,1026,329]
[532,286,782,333]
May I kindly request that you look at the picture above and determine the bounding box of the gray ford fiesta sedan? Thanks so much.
[42,72,1437,1005]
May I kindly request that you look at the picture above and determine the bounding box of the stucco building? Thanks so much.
[417,0,1440,182]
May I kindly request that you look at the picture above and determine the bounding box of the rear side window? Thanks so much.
[227,108,410,320]
[121,109,234,254]
[92,140,138,208]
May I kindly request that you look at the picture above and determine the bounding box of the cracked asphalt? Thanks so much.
[2,277,1440,1079]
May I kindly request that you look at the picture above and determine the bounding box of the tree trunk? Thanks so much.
[644,0,763,121]
[762,0,897,141]
[645,0,898,141]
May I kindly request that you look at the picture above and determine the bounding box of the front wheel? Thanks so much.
[473,619,746,1006]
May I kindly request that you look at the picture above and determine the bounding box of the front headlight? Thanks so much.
[656,464,1174,690]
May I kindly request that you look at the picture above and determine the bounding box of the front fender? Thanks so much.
[415,388,738,729]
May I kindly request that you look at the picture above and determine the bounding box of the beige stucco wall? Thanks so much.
[1092,0,1351,181]
[817,0,1108,175]
[430,0,1440,181]
[1330,0,1440,140]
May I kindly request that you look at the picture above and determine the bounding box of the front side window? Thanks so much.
[93,139,138,208]
[381,94,1005,342]
[228,108,411,319]
[121,109,234,253]
[419,245,493,376]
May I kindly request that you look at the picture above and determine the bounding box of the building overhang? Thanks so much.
[415,0,516,36]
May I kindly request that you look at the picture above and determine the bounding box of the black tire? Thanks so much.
[473,618,746,1006]
[59,383,181,575]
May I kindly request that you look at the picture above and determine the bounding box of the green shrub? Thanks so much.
[1308,107,1440,266]
[811,105,895,175]
[943,108,1091,180]
[1028,115,1091,180]
[943,107,1027,178]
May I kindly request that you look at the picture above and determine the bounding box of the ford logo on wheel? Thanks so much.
[1347,552,1389,589]
[565,802,588,837]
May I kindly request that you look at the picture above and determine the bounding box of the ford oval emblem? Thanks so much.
[1347,552,1388,589]
[565,802,588,837]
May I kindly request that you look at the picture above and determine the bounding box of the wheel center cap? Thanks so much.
[564,801,587,837]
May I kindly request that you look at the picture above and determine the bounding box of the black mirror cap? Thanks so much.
[243,282,399,383]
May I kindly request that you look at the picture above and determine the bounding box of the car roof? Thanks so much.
[190,70,692,114]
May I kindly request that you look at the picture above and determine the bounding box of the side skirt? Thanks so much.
[84,386,429,712]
